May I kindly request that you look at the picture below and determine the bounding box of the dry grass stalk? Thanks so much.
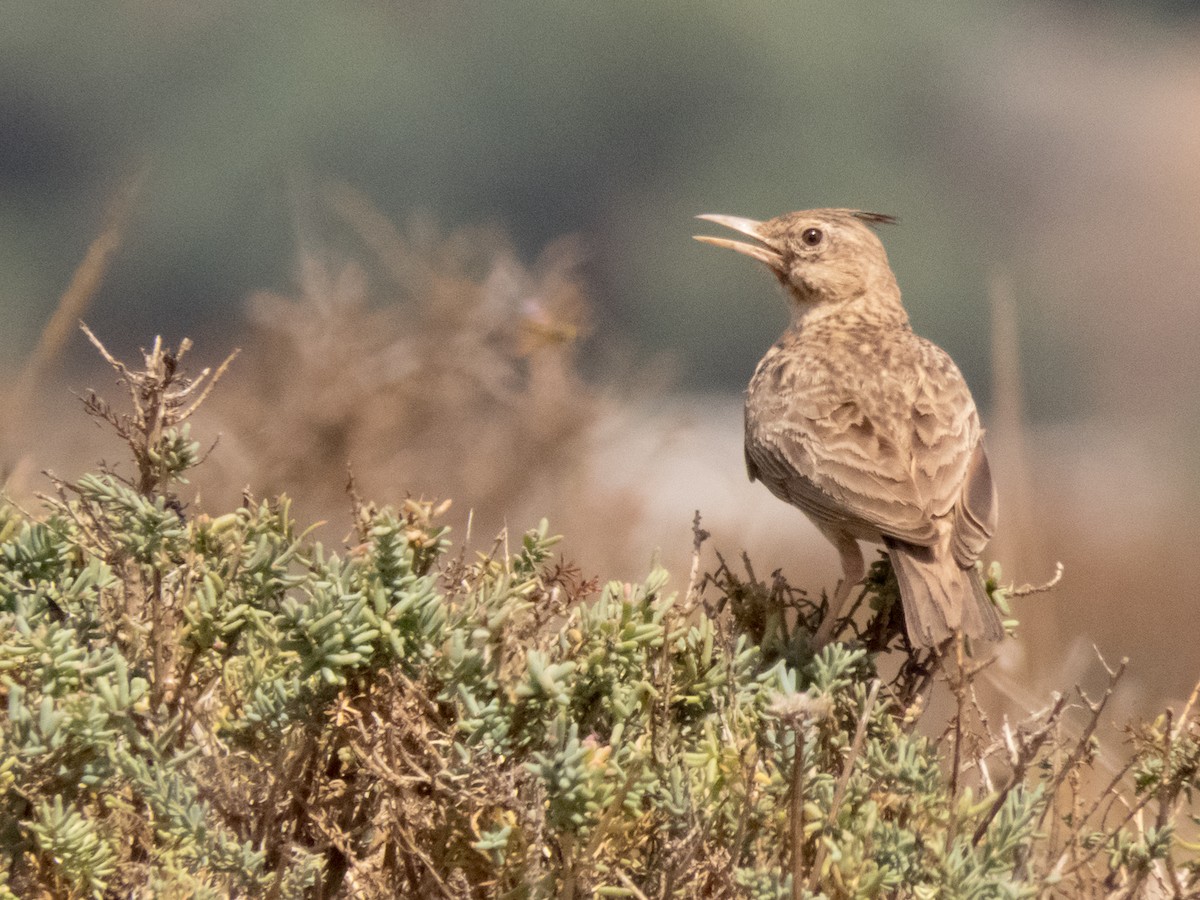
[10,171,144,416]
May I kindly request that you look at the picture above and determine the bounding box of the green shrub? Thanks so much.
[0,331,1196,898]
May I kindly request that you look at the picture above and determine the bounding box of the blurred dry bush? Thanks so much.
[4,176,1197,727]
[196,184,642,565]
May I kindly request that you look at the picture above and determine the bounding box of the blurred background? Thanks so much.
[2,1,1199,722]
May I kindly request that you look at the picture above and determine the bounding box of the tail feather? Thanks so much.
[884,537,1003,648]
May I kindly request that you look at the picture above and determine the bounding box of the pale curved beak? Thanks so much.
[693,214,784,269]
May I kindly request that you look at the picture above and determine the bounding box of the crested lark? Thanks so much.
[695,209,1002,649]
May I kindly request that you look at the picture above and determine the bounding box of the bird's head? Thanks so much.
[695,208,902,317]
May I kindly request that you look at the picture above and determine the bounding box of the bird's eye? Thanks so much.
[801,227,823,247]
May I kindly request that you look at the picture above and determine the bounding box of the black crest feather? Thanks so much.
[851,211,899,228]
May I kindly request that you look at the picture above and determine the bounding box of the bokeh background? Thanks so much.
[3,1,1199,721]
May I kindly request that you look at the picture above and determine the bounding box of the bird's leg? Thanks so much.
[812,534,864,648]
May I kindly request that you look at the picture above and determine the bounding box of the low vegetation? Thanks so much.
[0,331,1196,898]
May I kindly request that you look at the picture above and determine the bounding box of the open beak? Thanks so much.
[693,214,785,270]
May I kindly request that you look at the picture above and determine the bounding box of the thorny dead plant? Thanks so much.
[42,326,238,710]
[79,323,238,498]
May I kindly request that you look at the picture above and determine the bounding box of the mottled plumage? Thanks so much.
[695,208,1002,648]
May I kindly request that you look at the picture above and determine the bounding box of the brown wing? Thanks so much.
[951,440,998,566]
[908,338,985,520]
[745,335,983,547]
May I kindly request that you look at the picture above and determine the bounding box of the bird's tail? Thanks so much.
[883,537,1003,648]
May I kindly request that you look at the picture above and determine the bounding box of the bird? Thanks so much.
[694,209,1002,649]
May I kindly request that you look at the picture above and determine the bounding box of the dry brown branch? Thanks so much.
[612,867,651,900]
[9,170,144,422]
[949,636,969,821]
[768,692,831,900]
[1008,561,1065,597]
[726,741,761,888]
[807,679,881,894]
[1036,650,1128,835]
[1173,678,1200,741]
[79,323,238,495]
[972,691,1071,846]
[788,725,807,900]
[681,509,711,616]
